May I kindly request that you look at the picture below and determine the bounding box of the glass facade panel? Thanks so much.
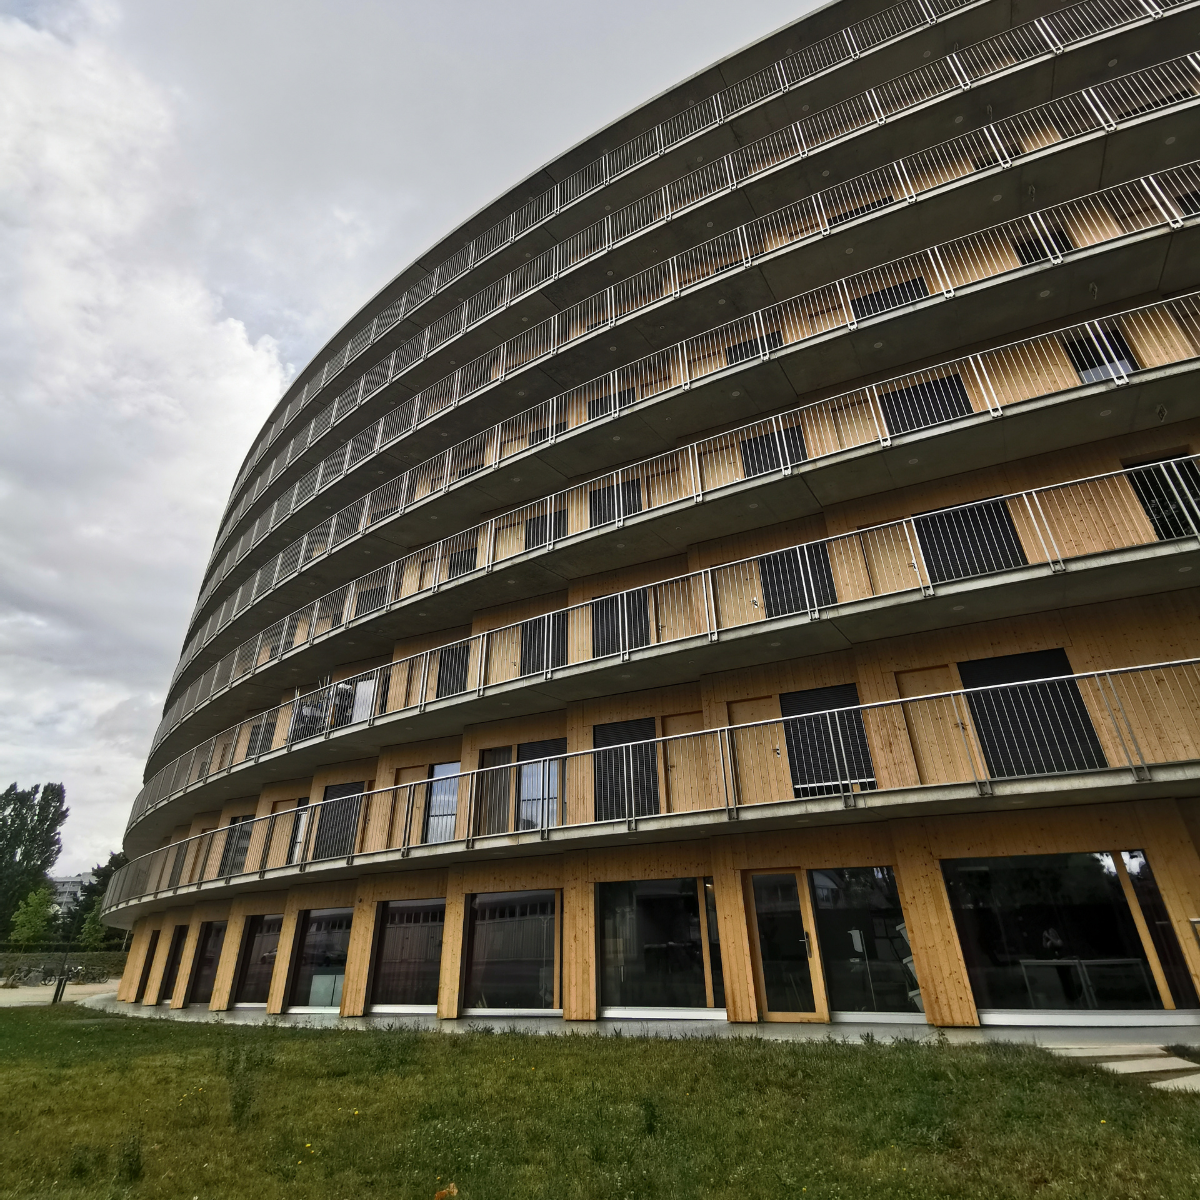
[188,921,227,1005]
[423,762,461,844]
[290,907,354,1008]
[598,878,724,1009]
[943,853,1163,1010]
[809,867,922,1013]
[158,925,188,1004]
[462,890,556,1010]
[371,899,445,1007]
[235,914,283,1004]
[751,874,815,1013]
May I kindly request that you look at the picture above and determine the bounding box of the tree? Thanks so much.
[78,899,108,950]
[0,783,68,933]
[10,886,56,947]
[58,850,128,945]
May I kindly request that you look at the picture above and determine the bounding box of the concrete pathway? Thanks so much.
[1046,1043,1200,1091]
[0,980,119,1008]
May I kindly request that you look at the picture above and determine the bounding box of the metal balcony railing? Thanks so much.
[223,0,993,502]
[108,655,1200,914]
[153,291,1200,748]
[171,159,1200,693]
[199,54,1200,598]
[215,0,1196,567]
[132,455,1200,829]
[196,56,1200,609]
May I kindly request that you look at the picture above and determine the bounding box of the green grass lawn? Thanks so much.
[4,1006,1200,1200]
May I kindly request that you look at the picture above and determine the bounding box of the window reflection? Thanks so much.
[371,899,444,1007]
[188,921,227,1006]
[462,891,556,1011]
[423,762,461,844]
[810,867,922,1014]
[598,878,724,1010]
[751,874,815,1013]
[235,914,283,1004]
[943,853,1162,1010]
[290,908,353,1008]
[1121,851,1200,1009]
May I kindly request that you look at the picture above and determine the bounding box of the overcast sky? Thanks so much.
[0,0,819,874]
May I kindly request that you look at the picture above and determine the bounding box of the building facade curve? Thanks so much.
[108,0,1200,1032]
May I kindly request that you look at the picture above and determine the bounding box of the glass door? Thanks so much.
[747,872,826,1021]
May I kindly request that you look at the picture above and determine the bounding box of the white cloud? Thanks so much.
[0,0,813,873]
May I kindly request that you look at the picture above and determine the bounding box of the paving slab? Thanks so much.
[1047,1045,1167,1058]
[1098,1056,1199,1074]
[1151,1073,1200,1091]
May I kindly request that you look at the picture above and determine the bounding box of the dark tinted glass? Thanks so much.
[914,498,1027,584]
[598,878,722,1008]
[423,762,460,844]
[371,900,445,1006]
[780,684,876,797]
[235,914,283,1004]
[462,891,556,1010]
[877,373,971,435]
[1121,851,1199,1009]
[290,908,354,1008]
[188,921,227,1005]
[751,874,815,1012]
[158,925,188,1004]
[810,867,922,1013]
[311,782,363,860]
[593,717,659,821]
[943,853,1162,1010]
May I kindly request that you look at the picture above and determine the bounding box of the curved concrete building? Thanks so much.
[106,0,1200,1030]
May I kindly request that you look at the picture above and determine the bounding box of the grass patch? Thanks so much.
[4,1006,1200,1199]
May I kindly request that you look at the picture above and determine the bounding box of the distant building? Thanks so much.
[50,873,94,912]
[105,0,1200,1030]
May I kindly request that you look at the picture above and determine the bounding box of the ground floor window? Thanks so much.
[750,873,816,1016]
[158,924,188,1004]
[598,877,725,1011]
[810,867,922,1014]
[942,852,1165,1010]
[371,899,445,1007]
[290,908,354,1008]
[235,914,283,1004]
[462,891,557,1012]
[188,921,227,1005]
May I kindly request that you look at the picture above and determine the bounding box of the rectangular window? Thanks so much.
[598,877,725,1012]
[311,782,363,860]
[462,890,557,1012]
[188,921,227,1006]
[371,899,445,1008]
[435,641,471,698]
[587,388,635,420]
[290,693,329,741]
[423,762,461,844]
[286,799,310,864]
[517,738,567,830]
[956,649,1107,778]
[913,497,1028,584]
[217,815,254,877]
[1060,327,1138,384]
[590,589,651,659]
[877,373,972,435]
[849,276,928,321]
[158,925,188,1004]
[519,612,568,676]
[474,747,512,836]
[234,914,283,1004]
[1011,224,1073,266]
[524,507,568,550]
[290,908,354,1008]
[943,853,1162,1011]
[588,478,643,527]
[246,711,278,756]
[1127,457,1200,541]
[750,874,816,1013]
[780,684,876,797]
[725,327,784,365]
[758,544,837,618]
[593,717,659,822]
[738,425,806,477]
[809,867,922,1014]
[134,929,160,1003]
[446,546,478,579]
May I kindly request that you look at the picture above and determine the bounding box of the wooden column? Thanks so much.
[340,887,380,1018]
[266,898,304,1015]
[561,851,596,1020]
[437,867,468,1019]
[209,910,247,1012]
[709,836,758,1023]
[890,818,978,1027]
[140,910,187,1007]
[117,920,155,1001]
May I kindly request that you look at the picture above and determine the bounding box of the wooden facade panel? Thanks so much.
[437,868,468,1019]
